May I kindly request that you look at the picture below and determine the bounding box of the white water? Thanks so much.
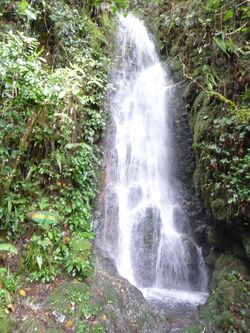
[103,13,208,308]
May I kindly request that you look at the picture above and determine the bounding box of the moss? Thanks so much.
[213,311,233,330]
[198,254,250,331]
[205,249,220,267]
[211,198,229,221]
[18,317,61,333]
[45,280,89,315]
[69,236,92,260]
[193,106,211,145]
[0,312,15,333]
[45,280,105,332]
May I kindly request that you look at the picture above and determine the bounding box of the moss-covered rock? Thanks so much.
[45,280,104,332]
[18,316,61,333]
[184,254,250,332]
[93,249,170,333]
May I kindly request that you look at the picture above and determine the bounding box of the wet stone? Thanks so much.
[131,206,161,287]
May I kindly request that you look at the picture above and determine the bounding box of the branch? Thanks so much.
[0,107,46,194]
[179,56,237,111]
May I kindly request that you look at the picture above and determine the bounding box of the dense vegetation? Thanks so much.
[154,0,250,224]
[0,0,120,331]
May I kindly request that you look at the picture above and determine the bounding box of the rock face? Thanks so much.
[93,247,170,333]
[131,206,161,287]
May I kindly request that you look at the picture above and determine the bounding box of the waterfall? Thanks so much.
[102,13,208,309]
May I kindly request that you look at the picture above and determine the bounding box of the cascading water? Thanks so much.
[102,13,208,310]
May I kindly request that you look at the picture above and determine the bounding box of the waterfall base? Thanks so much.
[142,288,208,313]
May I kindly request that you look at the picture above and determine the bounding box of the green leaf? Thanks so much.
[205,0,220,12]
[36,255,43,270]
[17,0,29,12]
[214,37,230,56]
[224,10,234,21]
[0,243,18,255]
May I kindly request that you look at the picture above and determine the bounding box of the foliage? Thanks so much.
[0,0,113,331]
[0,268,19,331]
[0,268,19,294]
[195,115,250,220]
[0,243,17,254]
[64,233,93,278]
[0,0,110,297]
[23,233,60,282]
[157,0,250,222]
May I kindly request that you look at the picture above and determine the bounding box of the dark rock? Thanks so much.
[131,206,161,287]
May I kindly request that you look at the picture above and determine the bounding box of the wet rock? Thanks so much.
[156,235,206,290]
[94,248,170,333]
[131,206,161,287]
[102,185,120,253]
[199,254,250,331]
[128,184,142,209]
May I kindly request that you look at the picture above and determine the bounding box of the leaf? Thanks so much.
[0,243,18,255]
[64,320,74,330]
[56,154,62,173]
[7,304,16,312]
[19,289,26,297]
[213,37,230,56]
[24,9,37,20]
[224,10,234,21]
[65,143,86,150]
[205,0,220,11]
[36,255,43,270]
[17,0,29,12]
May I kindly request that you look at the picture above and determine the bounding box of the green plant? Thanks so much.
[0,268,19,294]
[24,234,60,282]
[0,243,17,255]
[195,115,250,220]
[64,233,93,278]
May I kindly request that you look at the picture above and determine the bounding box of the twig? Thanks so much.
[179,56,238,111]
[0,107,46,193]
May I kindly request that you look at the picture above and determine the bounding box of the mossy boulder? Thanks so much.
[200,254,250,332]
[211,199,229,221]
[93,249,170,333]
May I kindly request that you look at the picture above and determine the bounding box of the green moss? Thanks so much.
[211,198,229,221]
[199,254,250,331]
[45,280,89,315]
[213,311,233,330]
[45,280,105,332]
[0,312,15,333]
[18,317,61,333]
